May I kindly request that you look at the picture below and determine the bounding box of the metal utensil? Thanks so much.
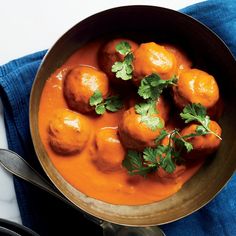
[0,148,165,236]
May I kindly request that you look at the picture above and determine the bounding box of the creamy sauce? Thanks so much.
[38,40,204,205]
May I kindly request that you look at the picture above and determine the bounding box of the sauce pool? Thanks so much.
[38,40,204,205]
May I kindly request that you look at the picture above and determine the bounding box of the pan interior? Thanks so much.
[30,6,236,226]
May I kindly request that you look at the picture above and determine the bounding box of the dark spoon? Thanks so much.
[0,149,165,236]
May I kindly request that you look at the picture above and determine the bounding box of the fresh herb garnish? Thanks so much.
[122,145,176,177]
[138,73,177,100]
[111,41,134,80]
[135,101,157,116]
[122,128,196,177]
[115,41,131,55]
[155,129,193,152]
[122,150,156,177]
[155,129,169,144]
[89,90,123,115]
[180,103,222,140]
[135,101,164,131]
[159,145,176,173]
[133,73,177,131]
[122,104,222,177]
[89,90,103,106]
[104,96,123,112]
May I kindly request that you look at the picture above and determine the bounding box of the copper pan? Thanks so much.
[30,6,236,227]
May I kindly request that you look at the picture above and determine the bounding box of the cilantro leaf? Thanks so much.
[111,42,134,81]
[115,41,131,56]
[95,103,106,115]
[155,130,169,144]
[182,140,193,152]
[135,100,163,131]
[195,125,209,135]
[89,90,103,106]
[122,143,178,177]
[175,137,193,152]
[111,53,133,80]
[90,91,123,115]
[135,101,157,116]
[168,129,193,153]
[143,147,159,163]
[122,150,142,171]
[138,73,177,100]
[180,103,222,140]
[159,146,176,173]
[122,150,155,176]
[140,115,163,131]
[122,144,177,176]
[180,103,208,124]
[105,96,123,112]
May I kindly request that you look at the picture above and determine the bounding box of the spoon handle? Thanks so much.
[0,149,165,236]
[0,149,101,223]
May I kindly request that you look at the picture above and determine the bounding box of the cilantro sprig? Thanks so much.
[122,150,156,177]
[138,73,177,100]
[89,90,123,115]
[122,130,178,176]
[111,41,134,80]
[122,128,196,177]
[115,41,131,55]
[122,145,176,177]
[135,101,163,131]
[133,73,177,131]
[180,103,222,140]
[122,104,222,177]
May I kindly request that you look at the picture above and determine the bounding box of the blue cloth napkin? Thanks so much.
[0,0,235,235]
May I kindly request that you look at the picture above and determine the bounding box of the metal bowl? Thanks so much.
[30,6,236,226]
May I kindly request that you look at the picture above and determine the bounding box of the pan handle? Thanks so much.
[100,221,165,236]
[83,214,165,235]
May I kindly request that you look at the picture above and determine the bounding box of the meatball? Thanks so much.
[132,42,177,85]
[93,127,125,172]
[180,121,222,159]
[118,108,164,151]
[173,68,219,110]
[48,109,92,155]
[98,38,138,85]
[156,96,170,123]
[164,44,192,77]
[207,98,224,120]
[64,65,109,113]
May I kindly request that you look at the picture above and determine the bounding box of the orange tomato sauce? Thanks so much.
[38,40,204,205]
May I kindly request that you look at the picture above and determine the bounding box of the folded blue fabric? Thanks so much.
[0,0,235,235]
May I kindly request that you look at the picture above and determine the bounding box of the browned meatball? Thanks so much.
[64,65,109,113]
[93,127,125,172]
[132,42,177,85]
[118,108,164,151]
[173,69,219,110]
[156,96,170,123]
[163,44,192,78]
[180,121,222,159]
[98,38,138,85]
[48,109,92,155]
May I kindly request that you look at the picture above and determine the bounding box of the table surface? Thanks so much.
[0,0,202,225]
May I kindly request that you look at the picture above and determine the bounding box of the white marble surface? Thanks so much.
[0,0,202,226]
[0,100,22,224]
